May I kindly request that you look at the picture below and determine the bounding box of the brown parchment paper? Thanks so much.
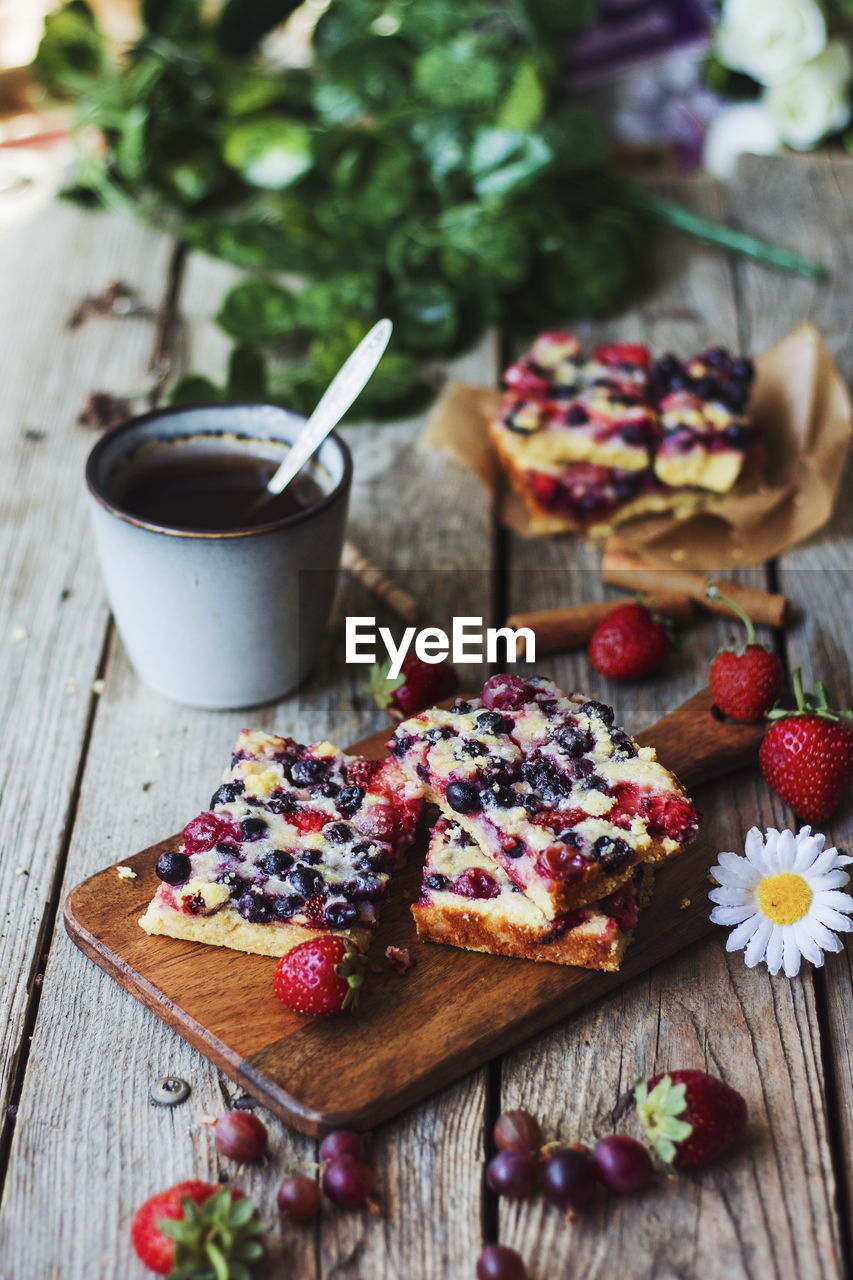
[420,323,852,571]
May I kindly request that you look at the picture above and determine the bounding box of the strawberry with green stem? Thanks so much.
[635,1070,747,1169]
[588,599,671,681]
[760,670,853,823]
[273,936,366,1016]
[706,584,782,722]
[131,1181,265,1278]
[367,652,457,720]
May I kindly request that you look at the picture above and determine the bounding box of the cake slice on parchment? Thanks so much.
[139,730,421,958]
[389,674,699,921]
[412,816,649,971]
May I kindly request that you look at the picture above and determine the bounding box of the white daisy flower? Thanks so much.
[709,826,853,978]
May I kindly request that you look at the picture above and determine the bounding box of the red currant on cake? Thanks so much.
[391,674,699,921]
[139,731,421,958]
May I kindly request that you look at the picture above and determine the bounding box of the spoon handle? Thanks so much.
[263,318,393,500]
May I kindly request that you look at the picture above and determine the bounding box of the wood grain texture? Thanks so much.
[730,154,853,1248]
[0,245,498,1277]
[500,172,843,1280]
[0,203,171,1129]
[62,690,764,1136]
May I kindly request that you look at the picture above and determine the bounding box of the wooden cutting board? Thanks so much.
[64,689,764,1137]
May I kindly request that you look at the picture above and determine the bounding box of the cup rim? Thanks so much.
[85,401,353,540]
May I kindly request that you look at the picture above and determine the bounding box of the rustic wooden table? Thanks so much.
[0,154,851,1280]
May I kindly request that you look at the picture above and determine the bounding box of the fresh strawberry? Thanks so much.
[593,341,650,369]
[588,602,670,680]
[635,1070,747,1169]
[273,936,366,1016]
[759,670,853,823]
[130,1181,264,1277]
[367,652,457,720]
[707,586,782,722]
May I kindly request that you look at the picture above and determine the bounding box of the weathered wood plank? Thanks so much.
[730,154,853,1244]
[0,202,172,1130]
[0,247,497,1277]
[500,174,841,1280]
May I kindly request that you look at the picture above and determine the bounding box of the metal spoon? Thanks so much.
[246,317,393,519]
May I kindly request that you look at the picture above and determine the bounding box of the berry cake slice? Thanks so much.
[650,347,757,493]
[493,334,659,476]
[389,674,699,920]
[139,731,421,958]
[412,816,648,971]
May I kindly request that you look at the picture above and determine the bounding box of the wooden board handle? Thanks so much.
[507,593,694,655]
[637,687,765,791]
[602,538,788,628]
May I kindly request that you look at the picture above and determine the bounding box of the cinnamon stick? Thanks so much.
[601,538,788,628]
[341,541,420,623]
[507,593,694,656]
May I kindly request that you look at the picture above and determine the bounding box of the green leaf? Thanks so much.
[216,278,300,343]
[169,375,222,404]
[543,105,607,174]
[35,3,106,97]
[216,0,302,56]
[413,35,504,108]
[297,275,380,330]
[157,148,224,205]
[438,204,531,290]
[395,283,457,352]
[223,116,313,190]
[227,346,268,400]
[628,186,826,282]
[142,0,200,40]
[497,59,546,131]
[470,128,553,199]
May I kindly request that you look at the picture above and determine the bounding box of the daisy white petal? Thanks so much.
[809,919,845,952]
[710,904,756,926]
[813,904,853,933]
[765,925,785,975]
[743,917,774,967]
[809,871,851,892]
[709,885,754,907]
[782,932,803,978]
[816,890,853,914]
[776,828,797,870]
[793,920,824,967]
[727,913,764,951]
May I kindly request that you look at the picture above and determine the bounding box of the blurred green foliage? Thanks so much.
[36,0,810,418]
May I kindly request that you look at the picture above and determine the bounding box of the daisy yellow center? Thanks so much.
[756,872,812,926]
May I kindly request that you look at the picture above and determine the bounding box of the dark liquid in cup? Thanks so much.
[115,442,325,531]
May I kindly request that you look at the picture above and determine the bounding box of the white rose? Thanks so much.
[703,102,783,180]
[766,41,853,149]
[715,0,826,85]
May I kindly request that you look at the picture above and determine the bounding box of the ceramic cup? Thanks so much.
[86,403,352,709]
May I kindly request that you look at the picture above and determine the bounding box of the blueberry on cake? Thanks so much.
[413,816,647,970]
[650,347,757,493]
[139,731,421,957]
[493,334,660,482]
[389,674,699,920]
